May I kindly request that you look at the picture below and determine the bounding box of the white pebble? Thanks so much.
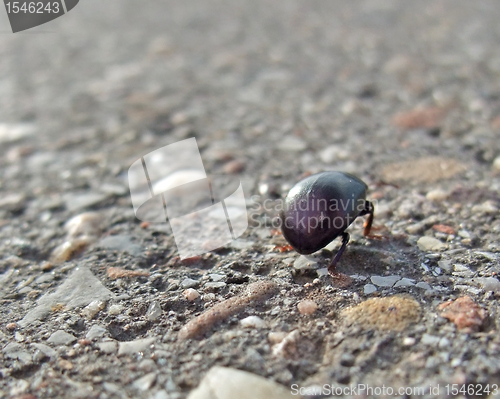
[297,299,318,315]
[426,189,448,202]
[417,236,447,251]
[108,304,124,315]
[183,288,200,301]
[82,300,106,319]
[240,315,267,329]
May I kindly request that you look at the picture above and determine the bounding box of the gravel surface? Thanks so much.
[2,1,500,398]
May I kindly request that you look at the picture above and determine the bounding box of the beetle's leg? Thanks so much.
[328,232,350,276]
[359,200,374,236]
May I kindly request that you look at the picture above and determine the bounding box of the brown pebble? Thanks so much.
[178,280,278,340]
[381,157,465,184]
[438,296,486,332]
[223,160,245,174]
[491,115,500,130]
[272,329,300,358]
[140,221,150,229]
[6,322,17,330]
[297,299,318,315]
[268,331,288,345]
[432,224,456,235]
[50,238,92,264]
[392,106,445,129]
[106,267,150,279]
[78,339,92,346]
[59,359,74,370]
[342,296,421,331]
[183,288,200,301]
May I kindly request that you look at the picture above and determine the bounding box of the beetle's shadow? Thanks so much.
[324,235,421,279]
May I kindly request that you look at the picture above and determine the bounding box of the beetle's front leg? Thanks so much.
[359,200,374,236]
[328,232,350,276]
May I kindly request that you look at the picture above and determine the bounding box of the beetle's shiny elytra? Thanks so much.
[279,171,374,275]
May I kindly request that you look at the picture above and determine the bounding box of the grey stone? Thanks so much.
[146,301,163,321]
[229,240,255,250]
[415,282,433,291]
[417,236,447,251]
[133,372,157,391]
[31,343,57,359]
[363,284,377,294]
[47,330,77,345]
[2,342,32,363]
[187,366,295,399]
[370,275,400,287]
[18,266,116,327]
[208,274,225,282]
[97,341,118,354]
[181,278,199,289]
[86,325,107,340]
[98,235,142,256]
[394,278,415,287]
[204,282,227,289]
[437,259,453,272]
[420,333,441,346]
[63,192,110,212]
[293,256,319,270]
[473,277,500,292]
[118,337,156,356]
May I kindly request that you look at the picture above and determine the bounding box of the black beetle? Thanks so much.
[279,171,374,275]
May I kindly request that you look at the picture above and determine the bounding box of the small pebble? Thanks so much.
[420,333,441,346]
[371,275,401,287]
[417,236,447,251]
[98,341,118,354]
[118,337,156,356]
[47,330,77,346]
[438,296,486,332]
[394,278,415,287]
[180,278,199,289]
[50,238,93,264]
[108,304,124,315]
[187,366,295,399]
[223,160,245,174]
[268,332,288,345]
[86,325,106,340]
[146,301,163,321]
[82,300,106,319]
[64,212,102,238]
[364,284,377,294]
[293,256,318,270]
[297,299,318,315]
[426,189,449,202]
[272,329,300,358]
[415,282,432,291]
[492,156,500,172]
[402,337,416,346]
[183,288,200,301]
[240,315,267,329]
[6,322,17,330]
[59,359,74,370]
[204,281,227,290]
[132,372,157,391]
[473,277,500,292]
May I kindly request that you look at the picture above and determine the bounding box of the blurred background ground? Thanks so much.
[1,1,500,398]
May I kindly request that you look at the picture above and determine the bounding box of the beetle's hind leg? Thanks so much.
[359,200,374,236]
[328,232,350,276]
